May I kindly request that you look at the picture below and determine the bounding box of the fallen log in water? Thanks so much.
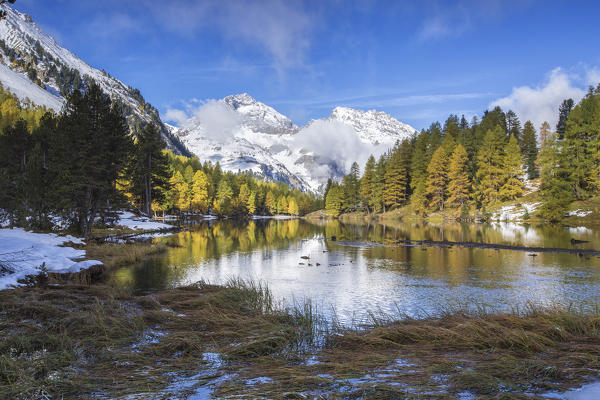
[391,239,600,256]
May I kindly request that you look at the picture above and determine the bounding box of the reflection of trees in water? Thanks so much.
[166,220,320,263]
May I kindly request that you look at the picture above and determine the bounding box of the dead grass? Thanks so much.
[1,276,599,398]
[85,241,167,269]
[0,279,321,399]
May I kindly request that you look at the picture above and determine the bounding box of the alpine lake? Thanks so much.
[108,217,600,325]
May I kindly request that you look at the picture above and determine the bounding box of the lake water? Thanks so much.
[109,218,600,324]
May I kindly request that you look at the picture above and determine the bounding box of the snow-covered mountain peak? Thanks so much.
[330,106,417,145]
[223,93,257,108]
[222,93,298,135]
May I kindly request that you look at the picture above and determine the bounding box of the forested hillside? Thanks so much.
[326,88,600,222]
[0,84,321,237]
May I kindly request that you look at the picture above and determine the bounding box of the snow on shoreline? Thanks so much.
[491,202,540,222]
[0,228,102,290]
[114,212,175,231]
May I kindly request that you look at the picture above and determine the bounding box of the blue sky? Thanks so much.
[12,0,600,130]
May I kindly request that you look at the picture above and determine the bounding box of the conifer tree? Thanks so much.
[265,191,277,215]
[475,126,506,206]
[538,133,572,221]
[500,135,525,200]
[191,170,210,213]
[247,191,257,215]
[384,140,411,209]
[411,180,428,216]
[342,162,360,210]
[443,115,460,140]
[563,91,600,199]
[213,180,233,217]
[521,121,538,179]
[237,184,251,215]
[53,83,132,237]
[447,144,471,208]
[170,171,190,212]
[425,146,449,210]
[288,197,299,215]
[410,131,430,189]
[372,156,387,213]
[506,110,522,142]
[556,98,574,140]
[539,121,552,144]
[277,196,288,214]
[129,124,170,216]
[360,155,376,212]
[325,184,344,217]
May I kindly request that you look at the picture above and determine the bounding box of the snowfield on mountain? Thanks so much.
[172,93,418,192]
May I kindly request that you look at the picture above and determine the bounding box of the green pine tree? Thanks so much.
[360,155,376,212]
[538,133,572,221]
[521,121,538,179]
[563,90,600,199]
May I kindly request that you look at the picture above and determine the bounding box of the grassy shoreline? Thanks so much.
[2,241,600,399]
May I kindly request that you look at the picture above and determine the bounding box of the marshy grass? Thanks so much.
[1,268,599,399]
[0,278,324,399]
[85,241,167,269]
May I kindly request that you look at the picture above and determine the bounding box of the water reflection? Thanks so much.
[109,219,600,323]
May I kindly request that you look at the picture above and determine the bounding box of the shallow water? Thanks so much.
[109,219,600,323]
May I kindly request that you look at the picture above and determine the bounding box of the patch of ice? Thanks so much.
[0,228,102,290]
[245,377,273,385]
[202,352,224,369]
[304,355,321,366]
[130,328,167,349]
[395,358,416,367]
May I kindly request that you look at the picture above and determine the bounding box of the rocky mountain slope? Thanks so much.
[0,4,188,155]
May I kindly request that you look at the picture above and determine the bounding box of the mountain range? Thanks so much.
[0,4,417,193]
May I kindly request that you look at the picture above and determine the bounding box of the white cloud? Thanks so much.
[585,67,600,87]
[490,68,586,130]
[292,119,387,174]
[417,0,525,42]
[163,109,189,126]
[143,0,314,72]
[186,100,242,143]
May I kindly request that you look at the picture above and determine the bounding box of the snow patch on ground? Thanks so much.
[251,215,297,220]
[542,381,600,399]
[491,202,540,222]
[566,209,593,218]
[114,212,174,231]
[0,228,102,289]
